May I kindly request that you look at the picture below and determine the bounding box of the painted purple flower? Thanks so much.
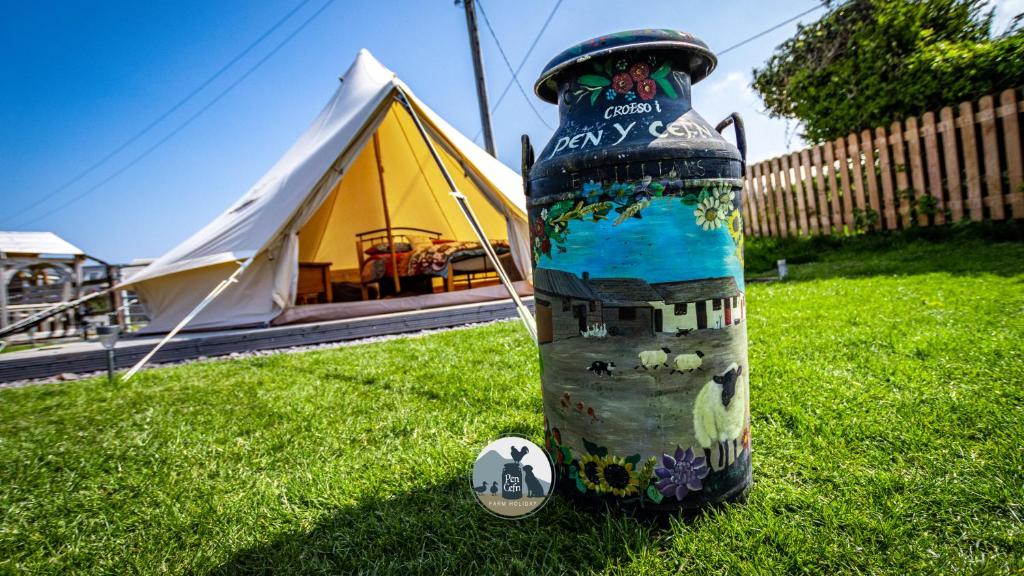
[654,446,708,500]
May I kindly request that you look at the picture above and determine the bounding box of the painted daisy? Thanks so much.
[716,187,736,207]
[694,197,725,230]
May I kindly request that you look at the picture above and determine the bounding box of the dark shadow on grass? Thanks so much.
[209,477,662,575]
[744,220,1024,281]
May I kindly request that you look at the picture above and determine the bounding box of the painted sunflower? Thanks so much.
[578,454,604,492]
[694,197,725,231]
[597,456,640,497]
[728,209,743,239]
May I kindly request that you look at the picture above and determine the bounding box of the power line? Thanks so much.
[472,0,560,139]
[17,0,337,228]
[3,0,313,226]
[718,3,826,56]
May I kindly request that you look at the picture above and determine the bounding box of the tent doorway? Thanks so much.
[288,97,529,322]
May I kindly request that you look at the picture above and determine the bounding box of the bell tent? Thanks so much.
[124,50,533,334]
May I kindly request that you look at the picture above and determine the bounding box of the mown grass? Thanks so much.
[0,229,1022,574]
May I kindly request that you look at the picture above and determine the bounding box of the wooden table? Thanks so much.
[297,262,332,305]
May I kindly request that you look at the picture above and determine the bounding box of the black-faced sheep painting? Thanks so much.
[531,185,751,515]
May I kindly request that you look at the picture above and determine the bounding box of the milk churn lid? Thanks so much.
[534,29,717,104]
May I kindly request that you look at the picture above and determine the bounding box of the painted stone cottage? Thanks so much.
[533,267,744,343]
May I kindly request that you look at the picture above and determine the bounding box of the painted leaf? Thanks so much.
[650,62,671,79]
[560,446,573,463]
[646,484,664,503]
[578,74,611,88]
[590,89,601,106]
[625,453,642,466]
[649,182,665,196]
[576,477,588,493]
[603,59,614,76]
[655,76,678,99]
[681,195,699,206]
[582,438,602,456]
[568,464,578,479]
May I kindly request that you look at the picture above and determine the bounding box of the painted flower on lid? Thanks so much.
[628,62,650,81]
[654,446,709,500]
[694,197,725,230]
[611,72,634,94]
[636,78,657,101]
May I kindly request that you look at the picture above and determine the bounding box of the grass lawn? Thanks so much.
[1,229,1022,574]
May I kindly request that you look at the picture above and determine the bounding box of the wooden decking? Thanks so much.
[0,297,534,383]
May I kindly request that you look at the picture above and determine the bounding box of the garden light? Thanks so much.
[96,324,120,381]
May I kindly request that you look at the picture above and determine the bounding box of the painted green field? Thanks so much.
[1,229,1022,574]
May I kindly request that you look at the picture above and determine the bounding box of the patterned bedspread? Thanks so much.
[361,240,510,283]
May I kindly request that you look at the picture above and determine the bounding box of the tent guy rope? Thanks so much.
[123,257,255,381]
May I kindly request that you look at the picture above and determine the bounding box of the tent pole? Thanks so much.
[372,132,401,295]
[123,256,254,381]
[393,89,536,341]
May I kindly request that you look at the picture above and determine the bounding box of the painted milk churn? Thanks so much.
[524,30,751,515]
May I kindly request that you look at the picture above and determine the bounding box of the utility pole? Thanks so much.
[461,0,497,157]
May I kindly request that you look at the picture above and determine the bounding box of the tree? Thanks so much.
[752,0,1024,142]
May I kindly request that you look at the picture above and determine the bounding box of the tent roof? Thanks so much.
[0,231,84,256]
[126,49,525,286]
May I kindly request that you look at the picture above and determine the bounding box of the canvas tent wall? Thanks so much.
[124,50,531,333]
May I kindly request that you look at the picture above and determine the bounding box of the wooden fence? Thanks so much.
[741,88,1024,237]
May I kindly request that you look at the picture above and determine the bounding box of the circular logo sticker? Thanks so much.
[471,435,554,519]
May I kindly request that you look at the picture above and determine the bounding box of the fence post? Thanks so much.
[847,132,867,229]
[921,112,946,225]
[860,129,882,230]
[812,145,830,233]
[771,157,787,237]
[790,152,809,234]
[801,148,819,235]
[959,101,984,221]
[979,95,1005,220]
[824,140,842,233]
[939,106,964,221]
[999,89,1023,218]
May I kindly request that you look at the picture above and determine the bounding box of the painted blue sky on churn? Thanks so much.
[538,198,745,291]
[3,0,1021,262]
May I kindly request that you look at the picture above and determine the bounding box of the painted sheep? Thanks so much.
[635,347,671,370]
[692,363,747,469]
[670,351,705,374]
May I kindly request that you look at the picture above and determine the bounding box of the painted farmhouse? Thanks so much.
[533,267,744,343]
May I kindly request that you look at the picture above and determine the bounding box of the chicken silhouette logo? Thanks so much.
[471,436,553,518]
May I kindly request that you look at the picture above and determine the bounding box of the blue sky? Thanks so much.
[2,0,1019,262]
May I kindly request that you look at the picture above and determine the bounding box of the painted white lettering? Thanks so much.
[583,130,603,148]
[611,122,636,146]
[550,136,571,158]
[649,120,665,137]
